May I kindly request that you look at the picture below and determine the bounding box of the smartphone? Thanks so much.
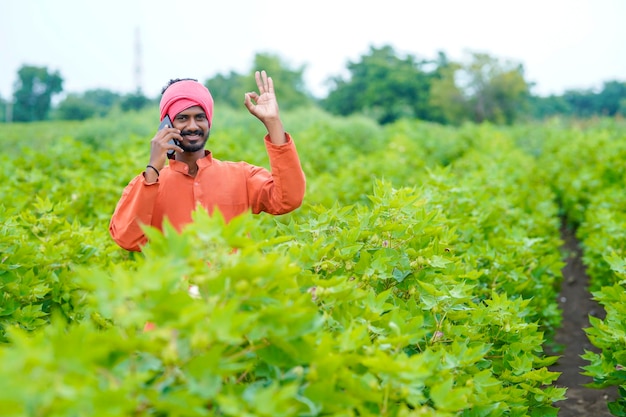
[158,115,179,156]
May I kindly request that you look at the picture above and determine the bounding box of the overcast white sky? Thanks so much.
[1,0,625,100]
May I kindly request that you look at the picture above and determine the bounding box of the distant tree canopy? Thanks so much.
[12,65,63,122]
[205,53,313,111]
[55,89,152,121]
[430,52,531,125]
[596,80,626,116]
[119,91,151,113]
[55,94,99,121]
[562,80,626,118]
[321,45,444,124]
[320,47,533,125]
[528,80,626,120]
[205,71,248,110]
[56,89,125,120]
[5,49,626,124]
[0,95,6,122]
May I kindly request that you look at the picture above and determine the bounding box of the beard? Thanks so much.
[179,128,210,152]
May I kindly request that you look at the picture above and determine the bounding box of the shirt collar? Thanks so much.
[168,150,213,174]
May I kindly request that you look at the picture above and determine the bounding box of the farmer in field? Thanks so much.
[109,70,306,252]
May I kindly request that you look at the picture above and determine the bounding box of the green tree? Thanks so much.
[120,90,151,112]
[596,80,626,116]
[430,52,530,125]
[12,65,63,122]
[544,80,626,119]
[0,95,6,122]
[620,98,626,116]
[526,94,572,119]
[428,62,468,125]
[205,53,313,110]
[55,89,123,121]
[562,89,596,119]
[251,53,312,109]
[205,71,249,109]
[55,94,99,121]
[83,89,123,116]
[522,80,626,120]
[322,45,437,124]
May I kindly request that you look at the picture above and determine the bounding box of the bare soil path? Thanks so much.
[549,222,618,416]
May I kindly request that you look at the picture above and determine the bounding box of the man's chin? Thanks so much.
[181,140,208,153]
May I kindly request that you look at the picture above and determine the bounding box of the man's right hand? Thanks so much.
[145,127,183,182]
[149,127,183,165]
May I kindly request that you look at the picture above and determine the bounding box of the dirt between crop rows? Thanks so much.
[548,223,618,416]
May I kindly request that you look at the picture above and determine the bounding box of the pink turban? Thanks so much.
[159,80,214,126]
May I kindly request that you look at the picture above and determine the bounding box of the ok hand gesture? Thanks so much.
[244,70,280,123]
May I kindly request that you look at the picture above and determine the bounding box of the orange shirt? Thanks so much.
[109,134,305,251]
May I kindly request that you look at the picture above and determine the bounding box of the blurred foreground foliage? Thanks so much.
[1,108,626,415]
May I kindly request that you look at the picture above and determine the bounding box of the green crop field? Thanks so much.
[1,107,626,416]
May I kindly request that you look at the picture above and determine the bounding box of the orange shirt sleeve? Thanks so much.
[248,134,306,215]
[109,174,160,252]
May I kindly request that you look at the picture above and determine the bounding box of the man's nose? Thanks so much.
[187,118,199,129]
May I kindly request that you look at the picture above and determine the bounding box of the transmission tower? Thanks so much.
[134,26,143,93]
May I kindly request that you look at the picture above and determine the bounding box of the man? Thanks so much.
[109,70,306,252]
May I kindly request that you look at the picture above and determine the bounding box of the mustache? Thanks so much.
[181,129,204,136]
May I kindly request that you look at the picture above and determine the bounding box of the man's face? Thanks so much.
[173,106,210,152]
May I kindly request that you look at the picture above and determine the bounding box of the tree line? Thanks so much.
[1,45,625,125]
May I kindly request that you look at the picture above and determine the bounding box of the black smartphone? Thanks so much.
[158,115,179,156]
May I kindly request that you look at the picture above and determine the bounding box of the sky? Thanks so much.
[1,0,625,101]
